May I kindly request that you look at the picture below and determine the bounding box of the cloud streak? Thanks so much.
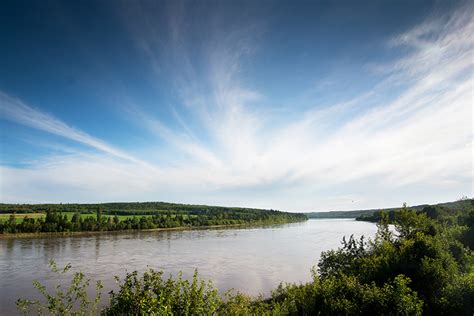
[0,2,472,210]
[0,92,147,165]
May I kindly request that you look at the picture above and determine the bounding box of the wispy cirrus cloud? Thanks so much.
[121,1,472,205]
[0,2,472,210]
[0,92,147,165]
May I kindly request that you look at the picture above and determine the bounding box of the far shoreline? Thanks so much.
[0,219,308,239]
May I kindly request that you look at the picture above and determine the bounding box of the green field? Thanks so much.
[0,211,197,224]
[0,212,154,223]
[0,213,45,223]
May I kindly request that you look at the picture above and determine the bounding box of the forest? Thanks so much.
[306,199,468,219]
[356,199,471,223]
[16,199,474,315]
[0,202,307,234]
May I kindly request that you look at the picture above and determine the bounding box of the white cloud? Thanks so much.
[0,3,472,210]
[0,92,147,165]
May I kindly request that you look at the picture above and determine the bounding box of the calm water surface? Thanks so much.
[0,219,377,315]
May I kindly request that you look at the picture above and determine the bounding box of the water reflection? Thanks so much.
[0,219,377,315]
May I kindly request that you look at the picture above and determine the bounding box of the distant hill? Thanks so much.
[0,201,303,217]
[305,199,471,219]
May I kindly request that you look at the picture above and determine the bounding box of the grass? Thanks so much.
[0,213,45,223]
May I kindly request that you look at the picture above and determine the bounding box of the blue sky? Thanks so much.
[0,0,472,211]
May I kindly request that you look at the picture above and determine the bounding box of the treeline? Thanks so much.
[306,209,378,219]
[18,201,474,315]
[0,208,307,234]
[0,201,284,216]
[356,199,472,222]
[308,199,470,219]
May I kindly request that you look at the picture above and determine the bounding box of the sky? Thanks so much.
[0,0,472,212]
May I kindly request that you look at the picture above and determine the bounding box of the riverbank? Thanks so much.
[0,219,307,239]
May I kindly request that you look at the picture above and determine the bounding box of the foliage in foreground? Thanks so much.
[104,270,221,315]
[17,202,474,315]
[17,261,103,316]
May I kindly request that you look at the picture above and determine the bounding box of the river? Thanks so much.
[0,219,378,314]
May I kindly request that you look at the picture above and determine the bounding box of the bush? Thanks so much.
[104,270,221,315]
[17,260,103,316]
